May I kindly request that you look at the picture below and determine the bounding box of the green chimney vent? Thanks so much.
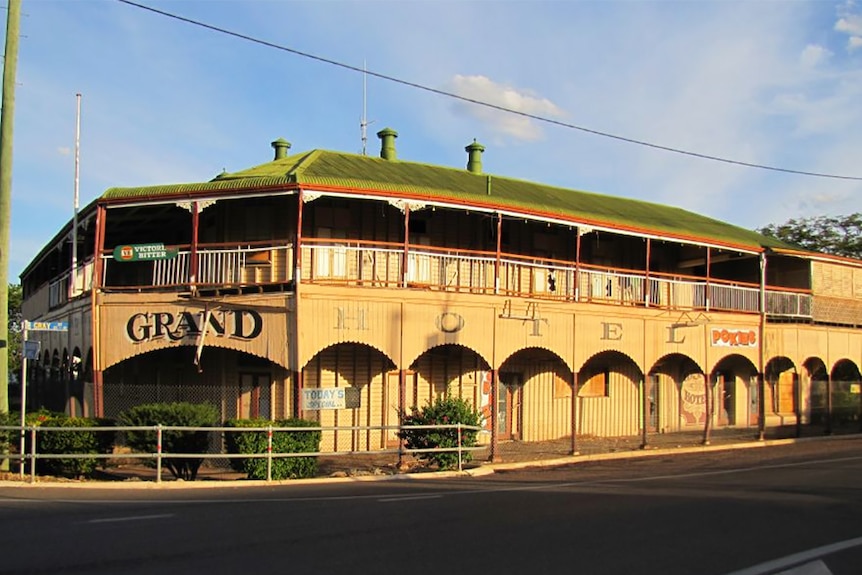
[377,128,398,160]
[271,138,291,160]
[465,139,485,174]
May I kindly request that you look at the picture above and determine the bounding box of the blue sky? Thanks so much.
[3,0,862,279]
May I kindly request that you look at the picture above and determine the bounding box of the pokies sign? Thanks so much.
[710,328,757,348]
[126,309,263,343]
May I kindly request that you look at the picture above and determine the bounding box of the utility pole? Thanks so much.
[0,0,22,420]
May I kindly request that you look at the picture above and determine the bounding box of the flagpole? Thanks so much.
[71,93,81,296]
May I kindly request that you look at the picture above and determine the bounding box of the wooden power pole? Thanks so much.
[1,0,22,417]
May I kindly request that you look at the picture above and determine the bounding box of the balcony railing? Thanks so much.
[101,243,294,290]
[90,239,813,318]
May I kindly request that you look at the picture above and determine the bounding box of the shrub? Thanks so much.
[0,411,15,452]
[118,402,220,480]
[398,396,483,470]
[36,416,114,478]
[225,418,321,480]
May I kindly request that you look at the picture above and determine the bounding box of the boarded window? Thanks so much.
[579,371,609,397]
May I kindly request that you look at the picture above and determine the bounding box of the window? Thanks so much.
[579,370,609,397]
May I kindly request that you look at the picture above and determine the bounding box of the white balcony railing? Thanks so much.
[93,241,813,318]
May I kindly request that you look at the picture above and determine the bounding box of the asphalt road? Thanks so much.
[2,438,861,575]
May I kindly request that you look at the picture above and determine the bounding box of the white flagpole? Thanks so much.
[71,93,81,296]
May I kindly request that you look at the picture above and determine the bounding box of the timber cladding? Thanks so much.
[98,294,290,370]
[297,285,766,373]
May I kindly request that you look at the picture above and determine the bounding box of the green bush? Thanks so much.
[118,402,219,480]
[225,418,321,480]
[0,411,14,452]
[398,396,483,470]
[36,416,113,478]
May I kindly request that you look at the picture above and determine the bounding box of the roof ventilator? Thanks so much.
[377,128,398,160]
[466,139,485,174]
[271,138,291,160]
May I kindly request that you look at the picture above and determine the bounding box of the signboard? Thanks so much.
[26,321,69,332]
[302,388,347,410]
[710,328,757,347]
[113,243,179,262]
[23,340,41,360]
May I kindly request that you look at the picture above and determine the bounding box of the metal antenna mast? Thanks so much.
[360,60,373,155]
[360,60,368,155]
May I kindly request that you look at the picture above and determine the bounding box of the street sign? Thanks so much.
[26,321,69,332]
[23,340,41,360]
[112,243,179,262]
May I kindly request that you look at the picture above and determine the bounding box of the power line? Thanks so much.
[116,0,862,182]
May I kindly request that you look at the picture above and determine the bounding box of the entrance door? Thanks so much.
[646,375,659,432]
[748,376,759,426]
[497,373,522,440]
[239,373,271,419]
[717,373,735,426]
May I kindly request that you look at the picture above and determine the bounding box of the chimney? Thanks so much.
[271,138,291,160]
[377,128,398,160]
[465,139,485,174]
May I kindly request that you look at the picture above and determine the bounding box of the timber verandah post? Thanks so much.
[569,371,579,455]
[757,251,767,441]
[489,369,501,463]
[92,204,107,417]
[293,190,305,419]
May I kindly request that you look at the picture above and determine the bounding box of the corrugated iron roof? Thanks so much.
[101,148,790,250]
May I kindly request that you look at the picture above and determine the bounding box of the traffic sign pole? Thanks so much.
[19,320,27,478]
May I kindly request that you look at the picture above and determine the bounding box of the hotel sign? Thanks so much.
[113,243,179,262]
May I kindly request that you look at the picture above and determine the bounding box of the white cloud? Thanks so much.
[445,74,565,142]
[57,146,71,156]
[835,2,862,50]
[800,44,832,67]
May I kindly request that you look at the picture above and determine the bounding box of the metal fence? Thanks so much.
[0,423,487,484]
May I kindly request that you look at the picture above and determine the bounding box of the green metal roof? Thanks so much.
[102,148,791,251]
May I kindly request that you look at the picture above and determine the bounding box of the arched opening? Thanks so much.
[499,347,571,442]
[804,357,829,428]
[765,356,797,425]
[103,346,291,422]
[303,342,398,452]
[648,353,702,433]
[578,350,643,437]
[831,359,861,429]
[711,354,758,428]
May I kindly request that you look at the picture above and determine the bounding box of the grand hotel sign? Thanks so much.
[126,309,263,342]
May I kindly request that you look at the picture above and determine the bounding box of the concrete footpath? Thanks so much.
[2,425,859,488]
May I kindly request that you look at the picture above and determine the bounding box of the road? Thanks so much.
[1,438,861,575]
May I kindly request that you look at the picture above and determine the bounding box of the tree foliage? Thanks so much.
[7,283,22,378]
[759,214,862,259]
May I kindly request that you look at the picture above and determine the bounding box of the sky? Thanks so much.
[2,0,861,280]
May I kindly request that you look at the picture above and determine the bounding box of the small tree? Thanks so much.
[36,416,113,478]
[225,418,321,480]
[119,402,219,480]
[398,396,483,470]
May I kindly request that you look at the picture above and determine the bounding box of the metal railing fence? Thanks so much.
[0,423,486,484]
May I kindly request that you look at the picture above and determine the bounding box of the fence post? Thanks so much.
[457,423,463,473]
[156,424,163,484]
[266,425,273,482]
[29,426,36,484]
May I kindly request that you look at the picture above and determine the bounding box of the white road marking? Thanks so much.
[378,494,443,503]
[723,536,862,575]
[776,560,833,574]
[86,513,175,524]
